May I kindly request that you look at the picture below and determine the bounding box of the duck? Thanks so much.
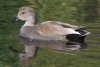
[12,6,90,67]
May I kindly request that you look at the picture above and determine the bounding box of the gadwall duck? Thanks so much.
[12,6,90,67]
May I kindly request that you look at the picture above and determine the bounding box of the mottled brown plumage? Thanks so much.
[13,6,90,67]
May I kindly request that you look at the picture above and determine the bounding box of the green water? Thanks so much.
[0,0,100,67]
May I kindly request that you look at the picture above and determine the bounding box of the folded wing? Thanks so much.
[36,21,81,36]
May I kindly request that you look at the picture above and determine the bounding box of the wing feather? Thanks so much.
[36,22,80,36]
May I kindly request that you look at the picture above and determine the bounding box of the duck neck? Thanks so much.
[23,17,36,27]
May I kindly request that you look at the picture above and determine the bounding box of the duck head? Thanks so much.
[11,6,36,24]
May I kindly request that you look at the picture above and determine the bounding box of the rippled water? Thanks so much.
[20,36,88,51]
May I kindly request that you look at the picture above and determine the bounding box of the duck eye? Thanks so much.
[22,12,25,14]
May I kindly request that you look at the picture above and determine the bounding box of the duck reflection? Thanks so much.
[20,36,87,51]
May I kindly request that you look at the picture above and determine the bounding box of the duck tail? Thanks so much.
[75,28,91,36]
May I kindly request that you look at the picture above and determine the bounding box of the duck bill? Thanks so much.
[11,17,20,24]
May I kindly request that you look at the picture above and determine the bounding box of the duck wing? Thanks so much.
[36,21,80,36]
[43,21,90,36]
